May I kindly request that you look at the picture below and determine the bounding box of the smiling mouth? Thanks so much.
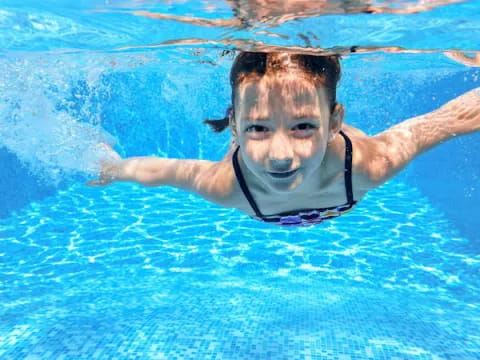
[267,169,299,179]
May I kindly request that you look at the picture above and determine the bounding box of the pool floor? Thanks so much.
[0,181,479,360]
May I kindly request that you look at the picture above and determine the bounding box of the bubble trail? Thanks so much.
[0,54,117,185]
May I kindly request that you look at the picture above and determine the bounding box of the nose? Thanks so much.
[269,158,293,172]
[268,131,294,172]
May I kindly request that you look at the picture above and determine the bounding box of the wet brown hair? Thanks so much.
[204,51,341,133]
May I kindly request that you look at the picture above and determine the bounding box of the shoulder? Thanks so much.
[341,125,393,191]
[193,146,243,208]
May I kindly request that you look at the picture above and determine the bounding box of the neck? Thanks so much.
[237,136,345,196]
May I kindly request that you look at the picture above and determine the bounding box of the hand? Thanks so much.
[445,51,480,67]
[87,143,122,187]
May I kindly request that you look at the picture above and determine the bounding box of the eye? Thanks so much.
[246,125,269,133]
[245,125,271,139]
[293,123,316,131]
[292,123,317,137]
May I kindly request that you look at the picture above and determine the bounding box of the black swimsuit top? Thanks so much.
[232,130,357,227]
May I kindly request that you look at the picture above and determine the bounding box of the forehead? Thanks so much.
[235,74,329,118]
[238,72,328,100]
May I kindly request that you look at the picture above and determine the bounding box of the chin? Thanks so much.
[265,174,303,193]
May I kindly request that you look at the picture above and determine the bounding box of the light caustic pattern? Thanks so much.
[0,181,479,359]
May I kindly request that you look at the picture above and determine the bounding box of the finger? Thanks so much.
[100,142,113,150]
[99,143,121,161]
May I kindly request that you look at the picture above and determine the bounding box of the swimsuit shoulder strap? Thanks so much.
[338,130,355,204]
[232,147,264,218]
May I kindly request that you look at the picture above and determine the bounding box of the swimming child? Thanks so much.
[89,52,480,227]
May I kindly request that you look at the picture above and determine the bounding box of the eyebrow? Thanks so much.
[292,112,321,119]
[246,115,269,121]
[245,104,321,121]
[291,106,322,119]
[246,114,320,122]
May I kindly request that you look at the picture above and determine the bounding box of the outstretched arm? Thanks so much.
[88,149,236,205]
[367,87,479,183]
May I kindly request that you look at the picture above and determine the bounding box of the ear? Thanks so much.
[229,111,238,141]
[328,104,345,141]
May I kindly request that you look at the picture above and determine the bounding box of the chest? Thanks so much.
[234,175,365,218]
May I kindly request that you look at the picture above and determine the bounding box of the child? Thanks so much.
[89,52,480,227]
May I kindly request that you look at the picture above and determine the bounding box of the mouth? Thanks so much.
[267,169,299,179]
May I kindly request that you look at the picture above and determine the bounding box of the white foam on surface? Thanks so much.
[0,55,117,184]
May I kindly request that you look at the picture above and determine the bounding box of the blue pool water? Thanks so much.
[1,1,480,359]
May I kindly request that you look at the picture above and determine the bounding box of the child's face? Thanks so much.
[234,75,340,192]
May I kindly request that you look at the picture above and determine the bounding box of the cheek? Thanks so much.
[243,140,271,164]
[294,137,323,159]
